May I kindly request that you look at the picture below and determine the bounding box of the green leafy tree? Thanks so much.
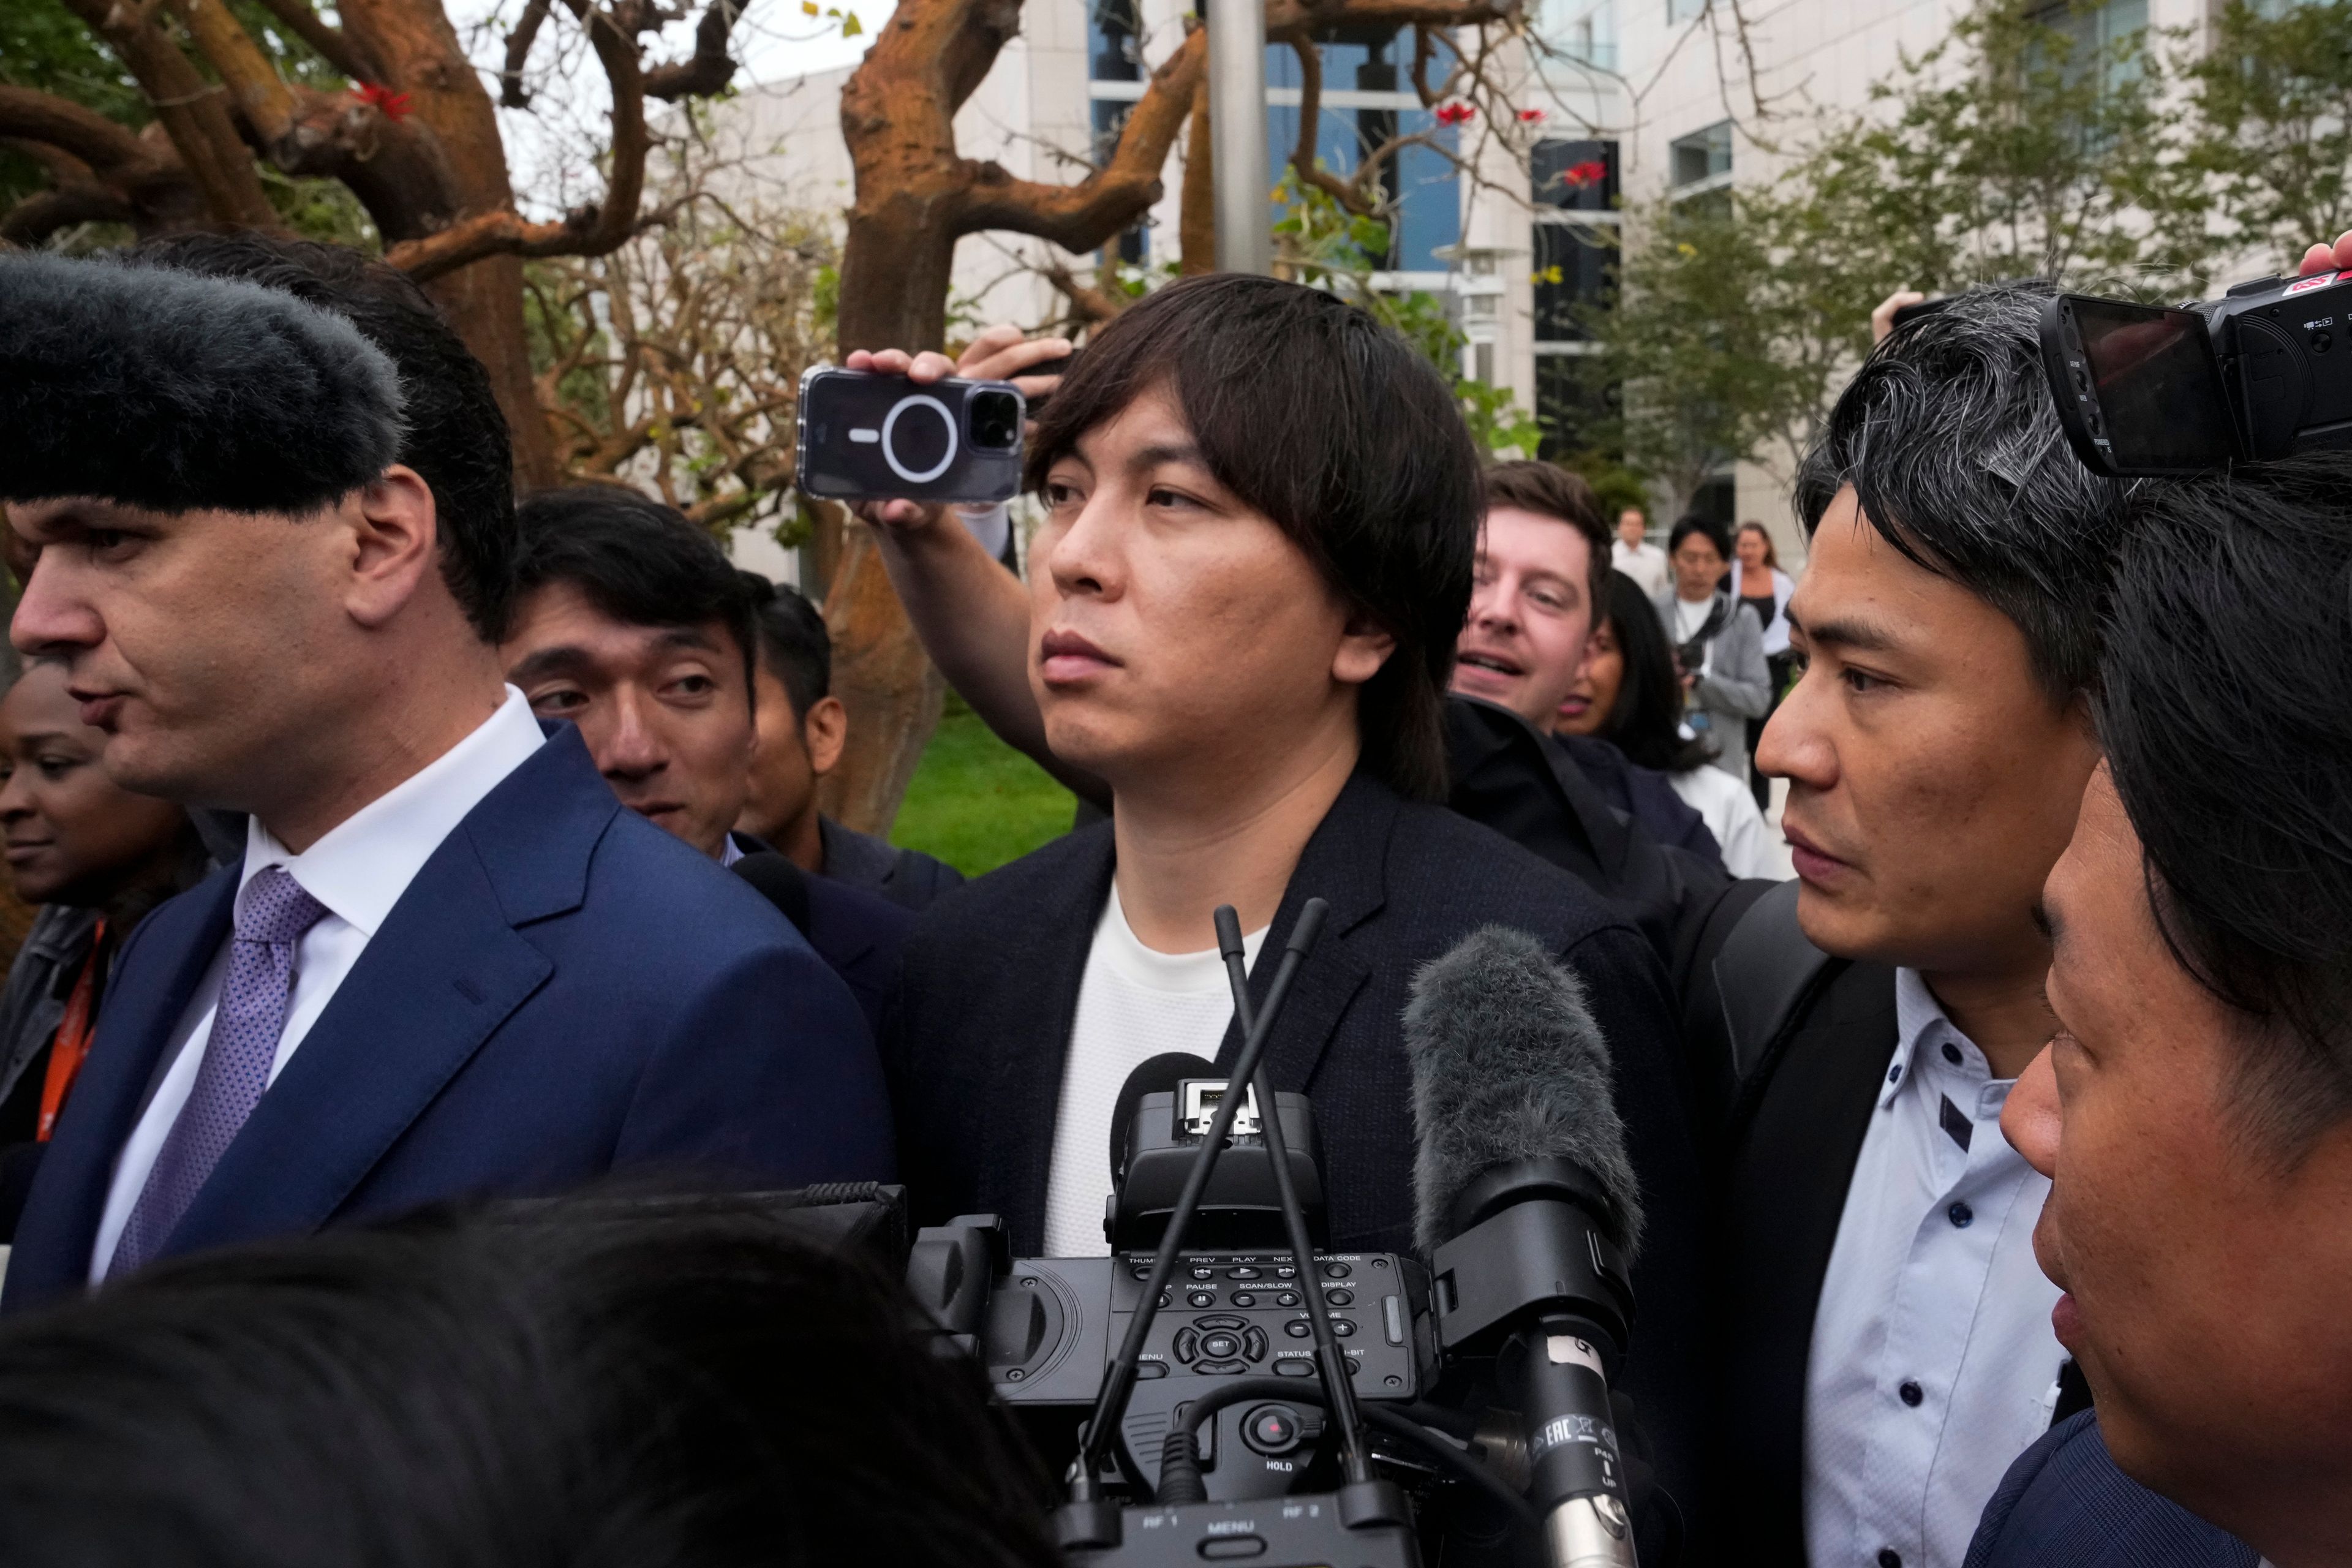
[1581,0,2215,514]
[1273,172,1544,457]
[1575,191,1849,511]
[1800,0,2210,295]
[2180,0,2352,255]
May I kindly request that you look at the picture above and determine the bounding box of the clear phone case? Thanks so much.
[795,366,1025,504]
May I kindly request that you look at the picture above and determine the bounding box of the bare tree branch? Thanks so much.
[1040,256,1128,323]
[53,0,277,228]
[1288,38,1374,213]
[500,0,556,107]
[249,0,382,83]
[0,87,160,174]
[952,24,1205,243]
[390,0,649,279]
[644,0,744,100]
[0,170,135,243]
[164,0,301,147]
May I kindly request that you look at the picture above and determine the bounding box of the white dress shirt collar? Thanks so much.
[239,686,546,938]
[1882,965,1998,1109]
[1804,965,2062,1568]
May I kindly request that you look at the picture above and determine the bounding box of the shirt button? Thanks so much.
[1887,1063,1902,1084]
[1879,1551,1902,1568]
[1941,1042,1963,1065]
[1948,1201,1974,1228]
[1899,1380,1924,1407]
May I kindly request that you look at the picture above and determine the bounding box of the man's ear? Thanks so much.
[341,467,439,630]
[1332,610,1396,688]
[803,695,850,777]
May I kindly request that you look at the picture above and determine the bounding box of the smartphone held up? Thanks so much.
[796,366,1025,505]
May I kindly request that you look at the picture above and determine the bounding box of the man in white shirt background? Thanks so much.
[1689,280,2132,1568]
[1611,505,1671,598]
[0,235,889,1308]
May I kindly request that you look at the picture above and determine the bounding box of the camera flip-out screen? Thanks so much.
[2069,298,2239,473]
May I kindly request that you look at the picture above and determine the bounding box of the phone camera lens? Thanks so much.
[970,389,1021,450]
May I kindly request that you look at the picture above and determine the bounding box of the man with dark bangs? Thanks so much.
[865,275,1707,1532]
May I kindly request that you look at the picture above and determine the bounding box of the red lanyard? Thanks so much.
[36,917,105,1142]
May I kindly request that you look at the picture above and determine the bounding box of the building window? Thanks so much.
[1688,474,1736,526]
[1089,0,1142,83]
[1533,225,1610,342]
[1533,138,1618,211]
[1265,29,1461,276]
[1670,121,1733,188]
[1667,0,1706,23]
[1091,100,1147,264]
[2033,0,2149,92]
[1540,0,1618,70]
[1535,356,1615,462]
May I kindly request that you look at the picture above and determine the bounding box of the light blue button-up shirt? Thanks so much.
[1803,968,2066,1568]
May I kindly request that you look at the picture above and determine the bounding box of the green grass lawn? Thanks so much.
[889,694,1077,877]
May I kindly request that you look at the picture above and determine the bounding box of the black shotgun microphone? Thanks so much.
[1406,925,1643,1568]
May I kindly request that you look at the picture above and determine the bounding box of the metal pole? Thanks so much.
[1205,0,1271,275]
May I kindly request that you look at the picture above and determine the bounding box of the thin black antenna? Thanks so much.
[1213,902,1373,1488]
[1068,897,1329,1501]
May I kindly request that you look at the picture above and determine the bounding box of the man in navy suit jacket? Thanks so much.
[0,235,890,1309]
[1964,1413,2255,1568]
[496,485,914,1039]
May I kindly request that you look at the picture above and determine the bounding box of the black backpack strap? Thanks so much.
[1713,880,1836,1088]
[1678,877,1781,1132]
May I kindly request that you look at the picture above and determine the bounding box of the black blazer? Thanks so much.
[1711,952,1901,1563]
[884,770,1711,1525]
[730,832,913,1038]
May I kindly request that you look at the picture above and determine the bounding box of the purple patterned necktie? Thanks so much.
[110,865,328,1276]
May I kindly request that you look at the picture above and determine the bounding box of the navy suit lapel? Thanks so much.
[2,867,237,1305]
[162,726,614,1259]
[1213,774,1387,1096]
[164,844,552,1254]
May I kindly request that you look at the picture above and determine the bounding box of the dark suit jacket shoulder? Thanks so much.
[1964,1412,2257,1568]
[1555,733,1722,864]
[805,870,913,1036]
[2,726,891,1311]
[886,770,1709,1528]
[820,815,965,913]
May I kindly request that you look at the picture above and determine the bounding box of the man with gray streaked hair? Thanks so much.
[1686,279,2140,1568]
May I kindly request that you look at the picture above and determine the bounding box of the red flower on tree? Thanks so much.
[357,82,413,122]
[1517,108,1547,123]
[1434,101,1475,126]
[1562,159,1608,187]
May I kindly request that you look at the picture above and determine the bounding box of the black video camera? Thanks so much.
[2041,269,2352,477]
[906,1077,1436,1505]
[904,901,1646,1568]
